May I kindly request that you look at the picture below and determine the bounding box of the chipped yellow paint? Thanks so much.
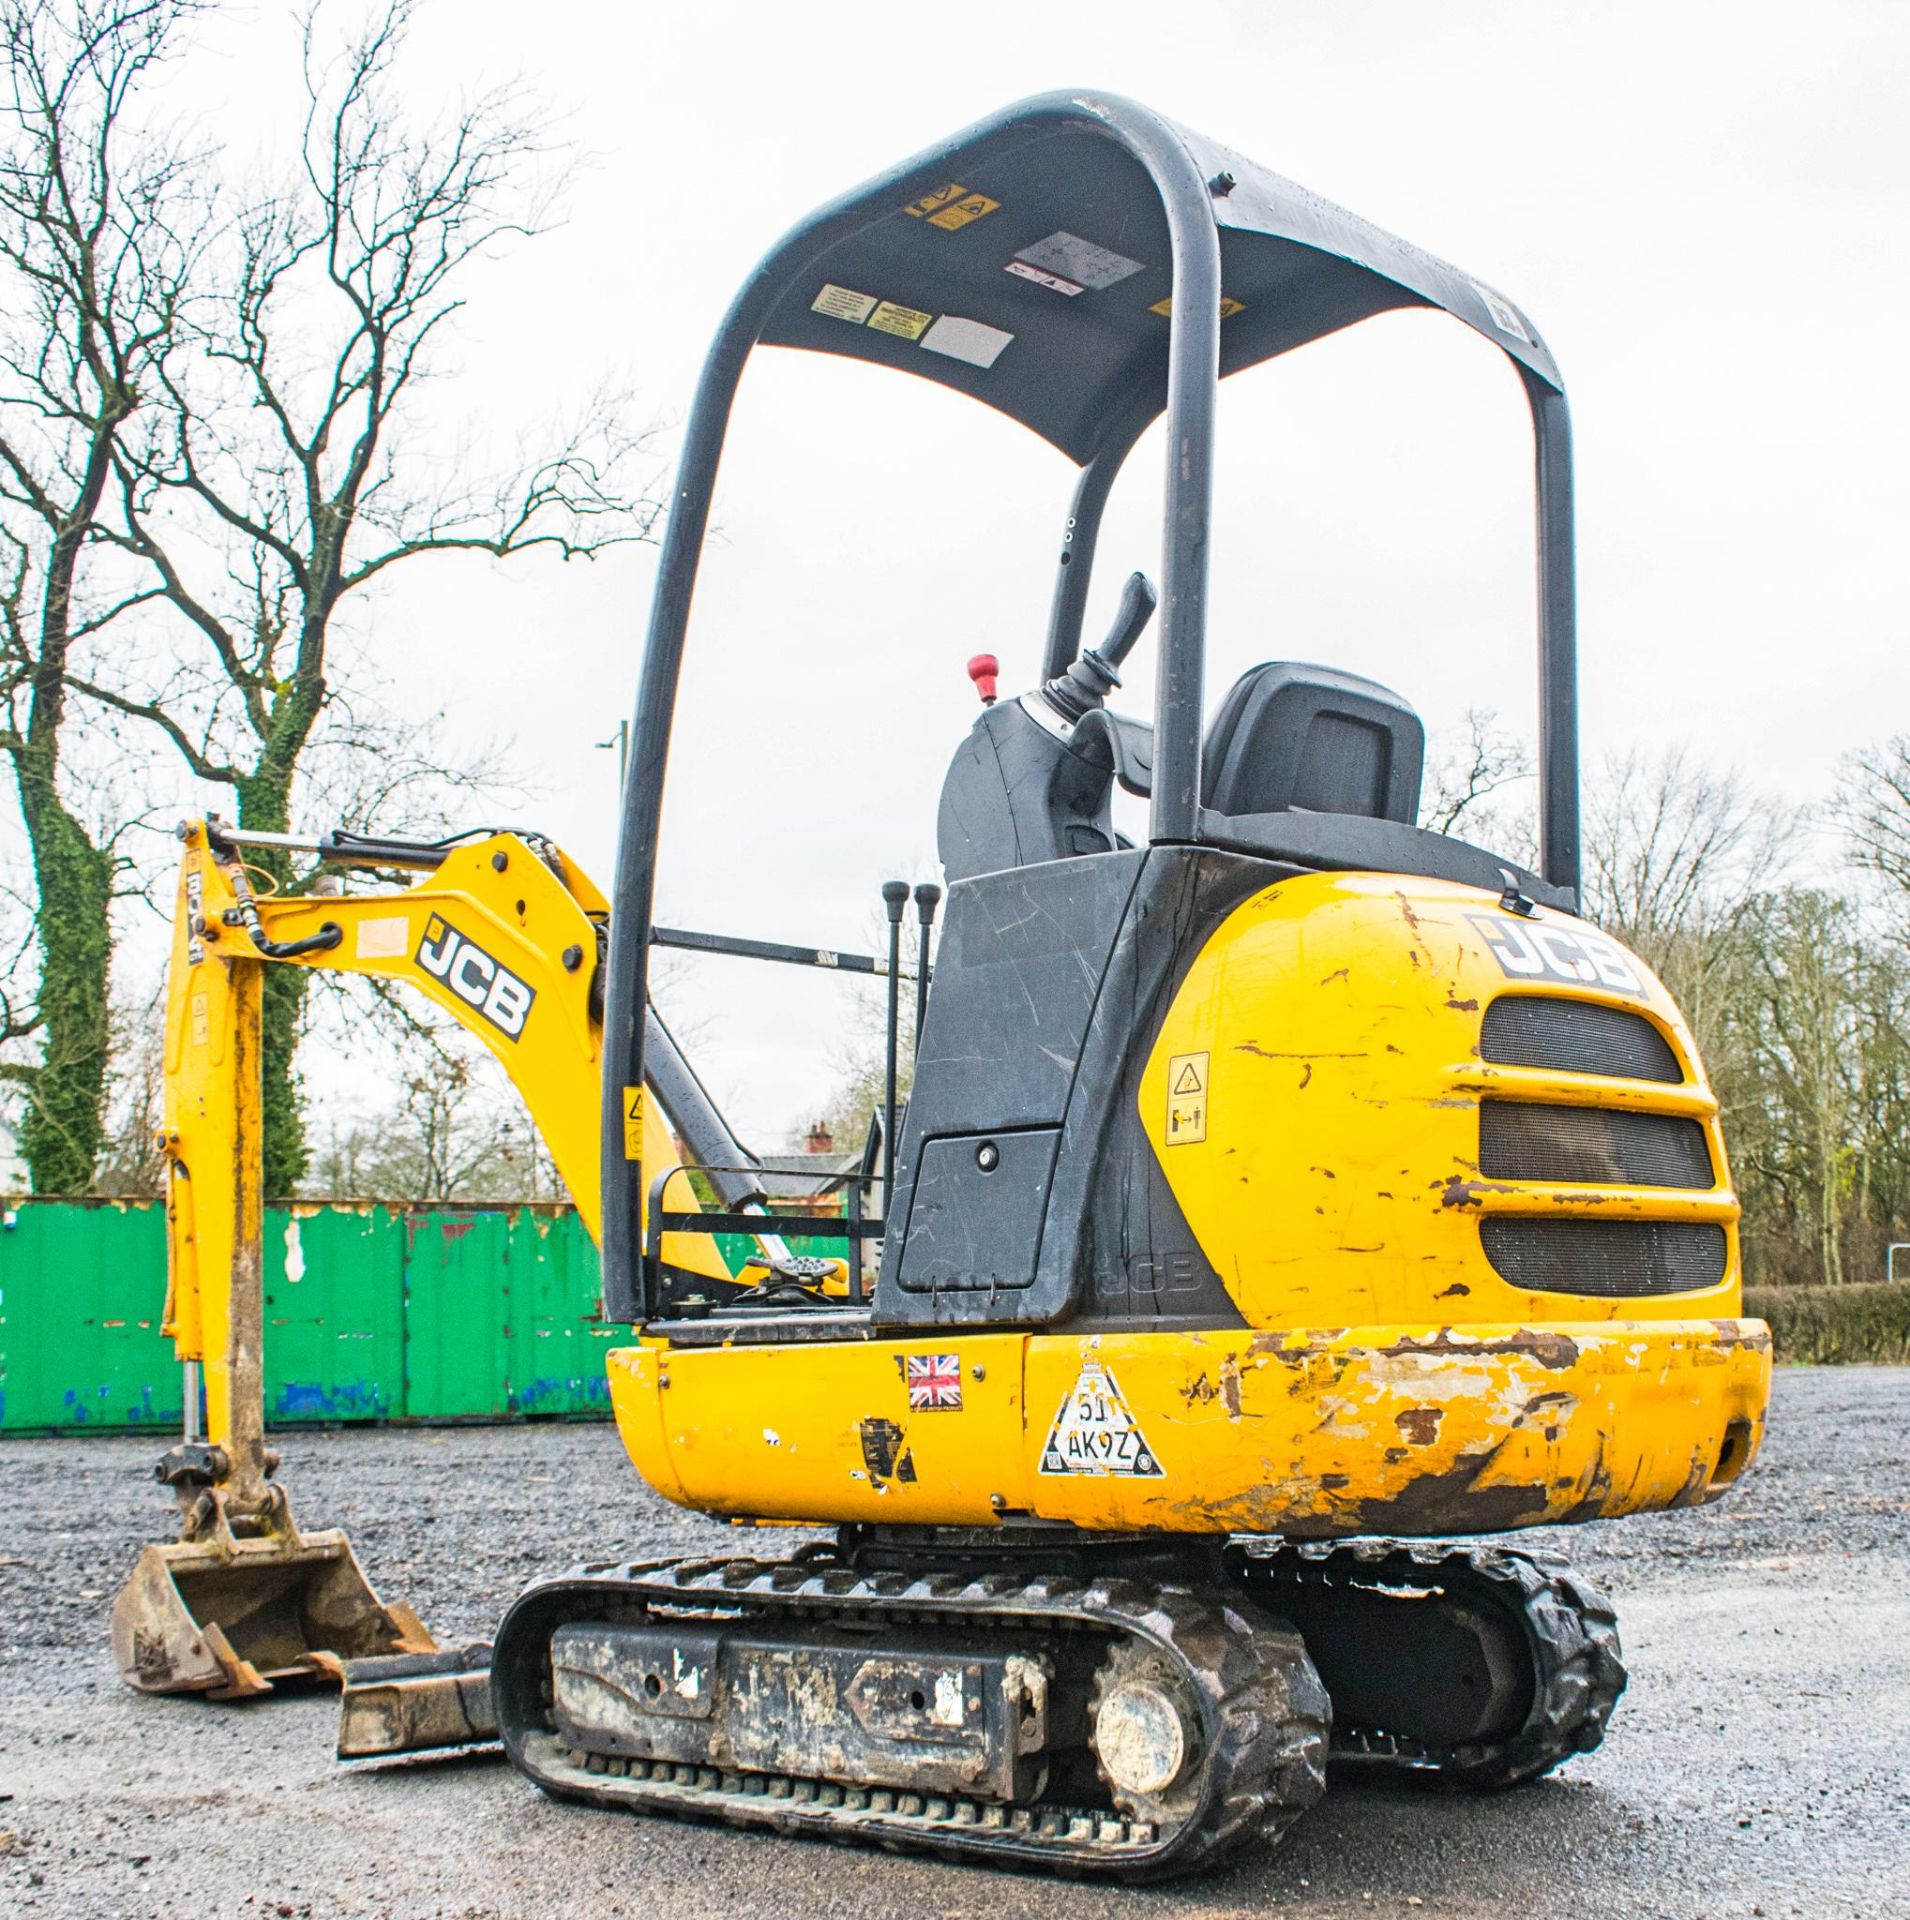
[608,1317,1768,1537]
[611,1335,1032,1525]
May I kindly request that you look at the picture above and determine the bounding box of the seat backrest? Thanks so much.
[1201,661,1424,824]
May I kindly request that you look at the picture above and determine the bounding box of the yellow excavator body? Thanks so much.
[607,873,1766,1536]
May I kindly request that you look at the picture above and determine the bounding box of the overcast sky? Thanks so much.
[136,1,1908,1145]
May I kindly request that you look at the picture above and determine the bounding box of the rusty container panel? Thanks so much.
[403,1210,517,1419]
[0,1198,179,1431]
[266,1204,406,1423]
[508,1207,603,1416]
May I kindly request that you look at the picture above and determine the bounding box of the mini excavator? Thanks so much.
[120,93,1772,1881]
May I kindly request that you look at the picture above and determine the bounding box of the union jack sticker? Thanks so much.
[906,1352,963,1411]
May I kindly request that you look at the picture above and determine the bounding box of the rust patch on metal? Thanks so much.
[1319,967,1349,986]
[858,1418,915,1485]
[1375,1327,1582,1371]
[1394,1407,1444,1447]
[1709,1319,1773,1356]
[1445,995,1480,1012]
[1434,1281,1471,1299]
[1438,1175,1521,1209]
[1344,1438,1548,1536]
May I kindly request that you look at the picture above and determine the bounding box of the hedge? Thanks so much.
[1742,1283,1910,1366]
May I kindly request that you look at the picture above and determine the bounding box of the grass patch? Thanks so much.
[1743,1283,1910,1365]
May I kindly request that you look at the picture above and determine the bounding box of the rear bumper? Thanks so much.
[1020,1318,1772,1537]
[609,1318,1772,1540]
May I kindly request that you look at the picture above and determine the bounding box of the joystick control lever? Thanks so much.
[1039,570,1157,722]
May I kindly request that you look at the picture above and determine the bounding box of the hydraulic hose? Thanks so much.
[222,857,342,961]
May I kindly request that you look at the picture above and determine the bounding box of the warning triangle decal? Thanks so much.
[1040,1361,1165,1478]
[1172,1060,1204,1095]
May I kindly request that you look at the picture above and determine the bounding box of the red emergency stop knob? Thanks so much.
[968,653,999,705]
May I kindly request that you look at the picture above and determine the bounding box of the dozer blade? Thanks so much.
[111,1530,436,1700]
[336,1643,499,1758]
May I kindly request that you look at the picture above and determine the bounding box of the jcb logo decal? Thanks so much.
[1467,914,1646,999]
[417,916,535,1039]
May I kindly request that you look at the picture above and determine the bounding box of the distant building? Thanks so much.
[749,1120,870,1216]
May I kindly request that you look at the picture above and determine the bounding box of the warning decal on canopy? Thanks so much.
[1040,1361,1165,1478]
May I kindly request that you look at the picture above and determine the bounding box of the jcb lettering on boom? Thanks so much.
[416,915,536,1038]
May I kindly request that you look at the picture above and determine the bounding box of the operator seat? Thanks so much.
[1201,661,1424,824]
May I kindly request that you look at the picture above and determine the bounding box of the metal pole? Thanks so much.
[911,883,941,1057]
[1523,368,1580,904]
[880,882,909,1215]
[596,720,629,790]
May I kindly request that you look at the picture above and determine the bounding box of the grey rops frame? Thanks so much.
[598,90,1579,1322]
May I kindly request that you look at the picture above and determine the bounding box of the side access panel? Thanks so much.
[877,847,1278,1331]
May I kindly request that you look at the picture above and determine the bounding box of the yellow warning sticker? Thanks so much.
[812,283,878,324]
[1149,295,1247,319]
[868,300,933,340]
[1166,1051,1209,1146]
[189,991,209,1048]
[904,183,1001,231]
[621,1085,644,1162]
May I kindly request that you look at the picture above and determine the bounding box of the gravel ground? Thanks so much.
[1,1366,1905,1920]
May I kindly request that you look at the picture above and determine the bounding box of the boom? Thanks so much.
[114,816,776,1701]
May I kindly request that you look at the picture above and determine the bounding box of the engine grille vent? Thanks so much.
[1480,996,1681,1083]
[1480,1101,1714,1190]
[1480,1218,1728,1297]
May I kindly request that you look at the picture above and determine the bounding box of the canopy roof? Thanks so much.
[757,94,1561,465]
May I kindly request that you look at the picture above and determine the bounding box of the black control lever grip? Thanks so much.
[1096,570,1158,671]
[1038,569,1159,723]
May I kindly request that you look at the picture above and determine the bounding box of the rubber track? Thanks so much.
[1231,1538,1627,1789]
[491,1555,1329,1879]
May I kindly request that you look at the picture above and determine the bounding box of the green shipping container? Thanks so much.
[0,1199,178,1431]
[0,1197,625,1434]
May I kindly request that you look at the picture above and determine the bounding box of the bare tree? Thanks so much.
[1580,747,1802,1070]
[0,0,200,1191]
[305,1024,561,1204]
[1419,706,1537,870]
[1837,735,1910,907]
[78,0,661,1191]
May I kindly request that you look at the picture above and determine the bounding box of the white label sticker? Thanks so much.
[1472,281,1531,344]
[920,315,1014,369]
[1004,259,1083,297]
[812,283,878,324]
[1040,1361,1164,1478]
[1016,230,1144,290]
[355,915,409,959]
